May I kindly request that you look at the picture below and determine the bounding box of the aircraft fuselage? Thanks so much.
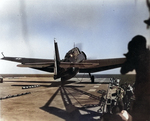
[54,47,87,81]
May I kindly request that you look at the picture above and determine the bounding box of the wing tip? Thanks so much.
[1,52,5,57]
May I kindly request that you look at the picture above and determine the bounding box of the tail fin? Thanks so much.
[54,40,60,79]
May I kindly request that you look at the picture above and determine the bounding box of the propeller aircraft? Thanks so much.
[1,41,126,83]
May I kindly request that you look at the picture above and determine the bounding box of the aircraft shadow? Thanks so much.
[5,80,52,83]
[76,82,109,84]
[9,80,80,87]
[40,86,103,121]
[5,80,61,83]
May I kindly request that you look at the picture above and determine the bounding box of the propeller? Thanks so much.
[75,43,83,51]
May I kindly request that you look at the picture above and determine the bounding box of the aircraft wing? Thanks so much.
[60,58,126,73]
[1,56,54,72]
[1,56,125,73]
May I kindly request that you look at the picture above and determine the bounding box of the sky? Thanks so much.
[0,0,149,74]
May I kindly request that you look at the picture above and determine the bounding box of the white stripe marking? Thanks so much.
[88,89,96,92]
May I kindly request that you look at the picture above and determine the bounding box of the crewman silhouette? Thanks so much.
[121,35,150,121]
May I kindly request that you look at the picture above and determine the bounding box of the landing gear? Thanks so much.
[89,73,95,83]
[61,77,66,87]
[91,76,95,83]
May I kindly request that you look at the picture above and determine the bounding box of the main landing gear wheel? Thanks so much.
[89,73,95,83]
[91,76,95,83]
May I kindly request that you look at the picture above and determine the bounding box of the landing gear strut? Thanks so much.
[89,73,95,83]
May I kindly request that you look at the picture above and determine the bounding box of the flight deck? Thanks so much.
[0,76,111,121]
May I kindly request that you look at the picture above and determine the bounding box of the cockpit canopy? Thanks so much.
[65,47,80,59]
[64,47,86,63]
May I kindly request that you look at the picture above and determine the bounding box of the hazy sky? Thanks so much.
[0,0,149,74]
